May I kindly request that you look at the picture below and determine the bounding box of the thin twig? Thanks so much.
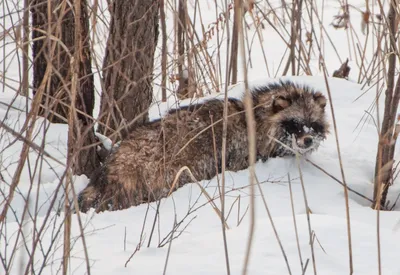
[255,176,292,274]
[240,0,257,273]
[295,151,317,275]
[288,174,304,271]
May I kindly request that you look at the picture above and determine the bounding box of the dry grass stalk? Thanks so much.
[255,176,292,274]
[2,0,398,273]
[321,66,354,274]
[160,0,168,102]
[63,0,83,272]
[0,65,50,224]
[295,151,317,275]
[288,174,304,271]
[167,165,229,229]
[239,1,256,274]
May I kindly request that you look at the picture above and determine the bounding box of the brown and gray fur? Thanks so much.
[78,81,329,212]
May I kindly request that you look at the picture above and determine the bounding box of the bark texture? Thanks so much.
[71,0,100,176]
[31,0,99,176]
[31,0,94,123]
[97,0,159,140]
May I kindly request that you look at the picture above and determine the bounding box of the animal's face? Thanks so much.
[279,117,327,155]
[269,88,329,156]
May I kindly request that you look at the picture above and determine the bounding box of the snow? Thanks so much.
[1,0,400,274]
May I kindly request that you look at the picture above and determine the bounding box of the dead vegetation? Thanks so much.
[0,0,399,274]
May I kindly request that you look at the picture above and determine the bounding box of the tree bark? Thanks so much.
[31,0,93,123]
[31,0,99,176]
[177,0,186,79]
[97,0,159,140]
[175,0,196,100]
[71,0,100,176]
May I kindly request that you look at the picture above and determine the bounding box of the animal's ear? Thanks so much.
[313,92,327,109]
[272,95,291,113]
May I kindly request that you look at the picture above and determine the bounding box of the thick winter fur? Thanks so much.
[78,81,329,212]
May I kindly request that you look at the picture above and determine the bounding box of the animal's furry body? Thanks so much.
[78,81,329,212]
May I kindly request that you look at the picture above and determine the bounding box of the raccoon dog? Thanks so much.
[78,81,329,212]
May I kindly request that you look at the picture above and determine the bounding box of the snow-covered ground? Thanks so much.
[1,0,400,274]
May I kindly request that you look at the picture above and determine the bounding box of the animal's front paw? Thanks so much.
[77,186,100,213]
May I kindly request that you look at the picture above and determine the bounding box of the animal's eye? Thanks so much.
[311,122,324,133]
[282,119,302,134]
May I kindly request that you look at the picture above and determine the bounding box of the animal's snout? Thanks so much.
[296,135,314,149]
[303,136,313,148]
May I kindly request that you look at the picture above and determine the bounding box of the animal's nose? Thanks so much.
[304,137,313,147]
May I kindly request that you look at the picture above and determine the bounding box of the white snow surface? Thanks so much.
[1,0,400,274]
[2,76,400,275]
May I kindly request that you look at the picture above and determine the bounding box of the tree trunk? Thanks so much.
[177,0,186,80]
[175,0,196,100]
[70,0,100,176]
[31,0,76,122]
[31,0,99,176]
[97,0,159,141]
